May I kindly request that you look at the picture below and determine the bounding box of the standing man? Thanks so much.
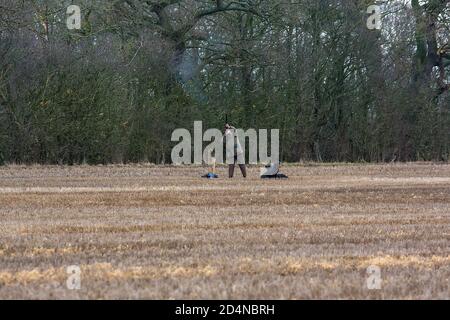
[224,124,247,178]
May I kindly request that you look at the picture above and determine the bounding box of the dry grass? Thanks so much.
[0,163,449,299]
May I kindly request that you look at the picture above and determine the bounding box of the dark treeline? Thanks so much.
[0,0,449,165]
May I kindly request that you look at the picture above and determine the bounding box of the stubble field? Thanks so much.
[0,163,449,299]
